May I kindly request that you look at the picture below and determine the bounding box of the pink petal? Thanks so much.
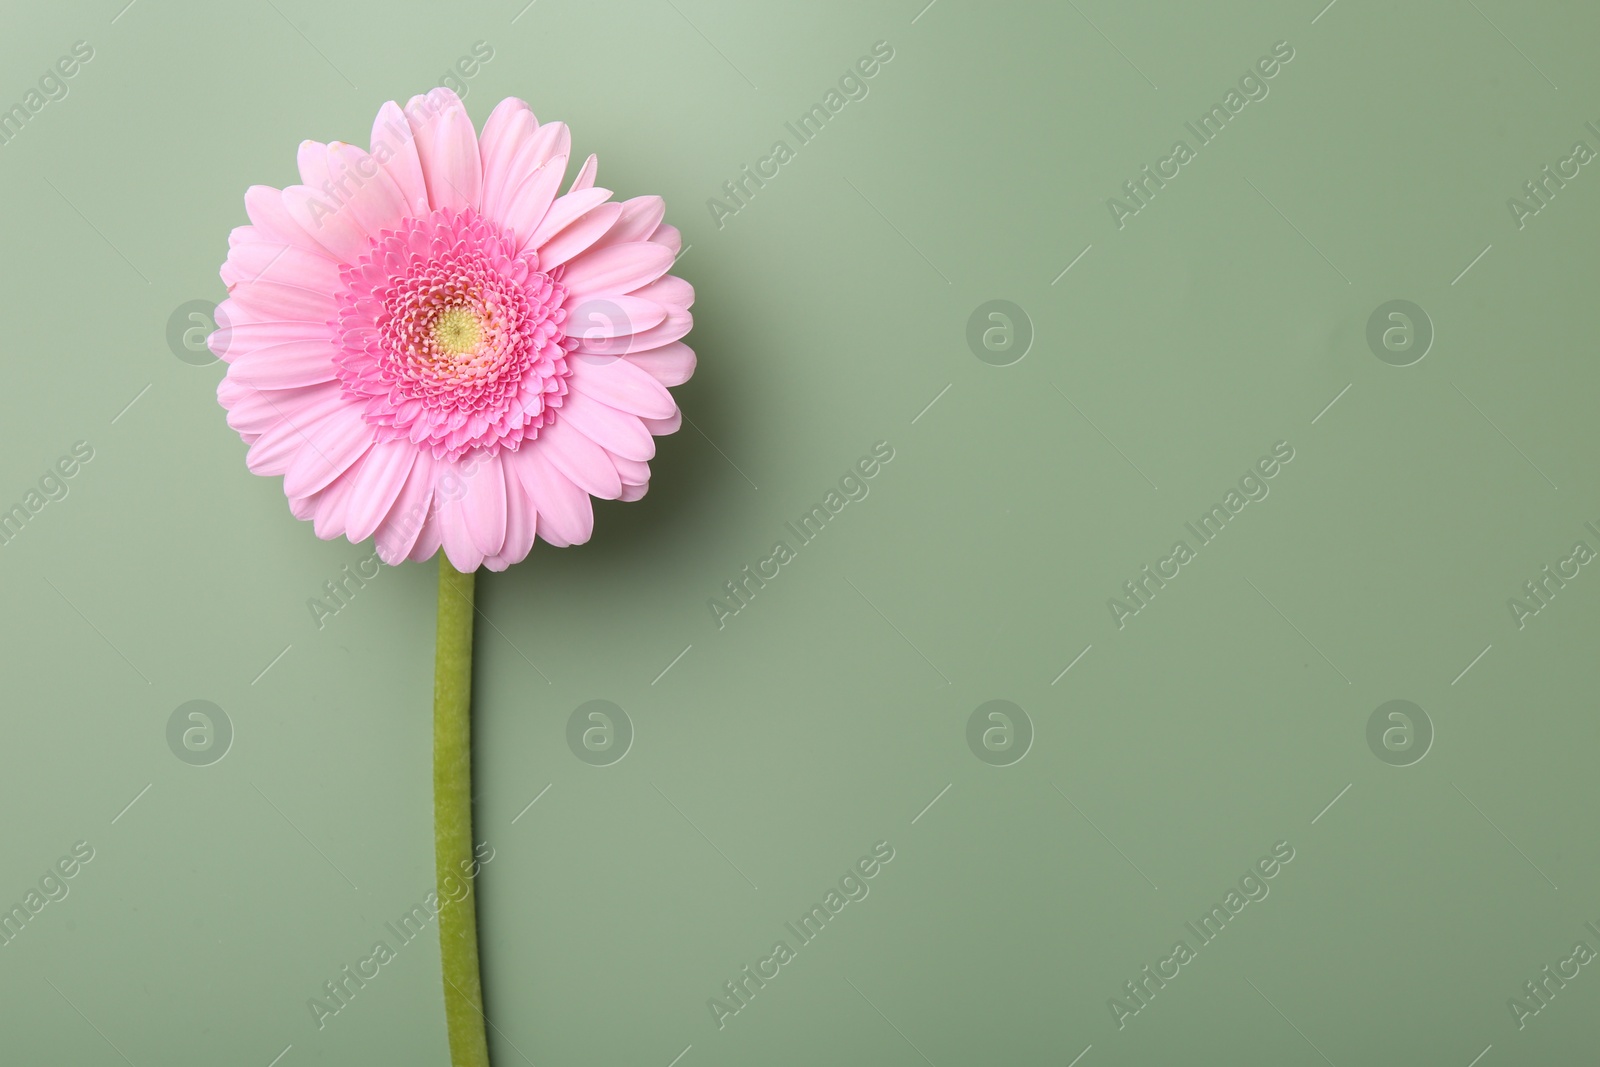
[557,392,655,462]
[479,98,538,219]
[228,277,338,323]
[569,153,597,192]
[524,187,610,252]
[515,447,594,547]
[628,274,695,310]
[311,451,369,540]
[244,390,350,476]
[220,381,339,437]
[457,454,509,558]
[566,295,666,349]
[374,451,437,563]
[561,242,674,302]
[407,509,444,562]
[242,185,332,260]
[209,316,326,365]
[405,88,481,213]
[497,153,568,249]
[625,342,697,387]
[612,456,650,483]
[570,356,677,419]
[222,240,342,293]
[370,101,431,216]
[344,440,418,543]
[533,418,622,499]
[484,456,537,570]
[642,410,682,434]
[648,223,682,255]
[537,202,624,270]
[283,407,375,498]
[325,141,409,236]
[588,196,666,253]
[227,338,339,390]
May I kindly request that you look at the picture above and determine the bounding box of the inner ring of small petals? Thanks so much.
[332,207,575,461]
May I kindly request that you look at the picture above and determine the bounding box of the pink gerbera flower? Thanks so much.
[211,88,694,571]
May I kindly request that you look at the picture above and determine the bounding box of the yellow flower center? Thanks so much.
[432,306,482,356]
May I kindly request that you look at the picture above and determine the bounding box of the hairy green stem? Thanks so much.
[435,556,490,1067]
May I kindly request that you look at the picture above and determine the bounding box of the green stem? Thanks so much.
[434,556,491,1067]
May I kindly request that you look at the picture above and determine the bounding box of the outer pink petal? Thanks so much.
[455,454,509,558]
[524,187,610,252]
[220,381,339,437]
[611,456,650,483]
[310,451,371,540]
[479,98,538,219]
[561,243,674,302]
[588,195,665,253]
[375,451,437,564]
[371,101,431,216]
[568,153,597,192]
[283,407,374,498]
[227,339,339,390]
[405,88,481,213]
[222,240,342,293]
[642,410,682,434]
[325,141,409,236]
[497,154,568,250]
[533,419,622,499]
[569,357,677,419]
[283,142,372,262]
[624,342,697,387]
[648,223,682,255]
[482,456,537,571]
[515,447,594,547]
[241,185,332,260]
[557,392,655,462]
[227,277,338,323]
[345,440,418,543]
[407,509,445,562]
[244,390,350,476]
[537,202,624,270]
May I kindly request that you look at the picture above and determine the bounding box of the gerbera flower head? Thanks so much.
[211,89,695,571]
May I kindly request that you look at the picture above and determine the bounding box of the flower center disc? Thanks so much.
[331,207,578,461]
[432,306,483,357]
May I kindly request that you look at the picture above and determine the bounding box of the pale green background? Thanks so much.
[1,0,1597,1064]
